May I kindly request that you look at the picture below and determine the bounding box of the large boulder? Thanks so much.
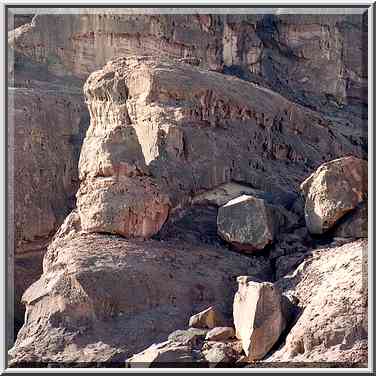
[8,225,272,365]
[233,277,286,361]
[268,239,368,364]
[300,156,368,234]
[217,195,274,252]
[76,56,365,239]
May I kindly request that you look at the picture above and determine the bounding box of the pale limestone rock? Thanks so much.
[300,156,367,234]
[233,277,286,361]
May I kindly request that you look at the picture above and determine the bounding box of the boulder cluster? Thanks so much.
[8,11,368,368]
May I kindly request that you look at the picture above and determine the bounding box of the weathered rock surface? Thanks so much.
[301,156,368,234]
[78,56,364,240]
[7,10,368,369]
[125,341,203,367]
[9,11,368,111]
[189,307,221,330]
[217,195,274,252]
[9,228,272,365]
[267,239,368,364]
[233,277,286,361]
[202,340,243,366]
[334,202,368,239]
[205,327,235,342]
[168,328,208,347]
[9,75,89,327]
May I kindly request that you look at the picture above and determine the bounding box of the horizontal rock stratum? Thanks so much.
[77,56,364,239]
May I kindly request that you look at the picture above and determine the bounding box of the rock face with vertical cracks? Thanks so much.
[8,225,272,365]
[9,79,89,328]
[77,56,365,238]
[9,11,368,110]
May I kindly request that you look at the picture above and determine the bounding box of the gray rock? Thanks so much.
[217,195,274,252]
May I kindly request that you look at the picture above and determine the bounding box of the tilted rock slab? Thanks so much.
[8,226,272,365]
[300,156,367,234]
[78,56,363,239]
[233,277,286,361]
[217,195,274,252]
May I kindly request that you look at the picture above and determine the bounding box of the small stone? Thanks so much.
[189,306,220,329]
[168,328,208,346]
[205,327,235,342]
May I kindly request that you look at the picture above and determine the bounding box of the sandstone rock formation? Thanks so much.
[76,55,365,241]
[233,277,286,361]
[9,64,89,329]
[267,239,368,364]
[217,195,274,252]
[301,156,368,234]
[9,11,368,112]
[8,224,272,366]
[7,9,368,369]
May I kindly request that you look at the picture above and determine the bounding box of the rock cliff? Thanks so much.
[8,8,368,368]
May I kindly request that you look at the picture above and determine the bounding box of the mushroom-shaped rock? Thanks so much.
[217,195,274,252]
[300,156,367,234]
[189,306,220,329]
[233,277,286,361]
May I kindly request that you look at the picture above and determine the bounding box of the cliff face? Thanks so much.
[8,52,90,331]
[10,11,367,111]
[8,8,368,367]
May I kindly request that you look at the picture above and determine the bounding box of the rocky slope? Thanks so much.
[8,9,368,368]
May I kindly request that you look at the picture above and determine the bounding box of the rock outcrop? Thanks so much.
[7,9,368,369]
[233,277,287,361]
[267,239,368,364]
[9,11,368,111]
[217,195,275,252]
[77,56,364,240]
[9,71,89,328]
[8,224,272,366]
[301,156,368,234]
